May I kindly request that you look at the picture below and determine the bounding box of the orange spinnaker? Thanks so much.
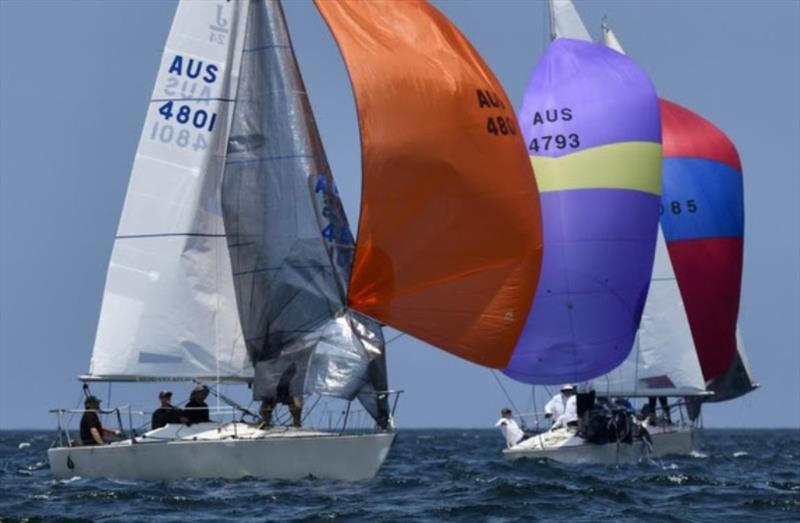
[315,0,543,368]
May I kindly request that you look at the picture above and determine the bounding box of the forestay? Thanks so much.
[90,1,252,380]
[315,0,544,368]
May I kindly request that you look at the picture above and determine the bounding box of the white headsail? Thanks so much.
[90,1,252,380]
[595,229,707,396]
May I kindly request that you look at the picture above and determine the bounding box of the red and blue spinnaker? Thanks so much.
[659,99,744,382]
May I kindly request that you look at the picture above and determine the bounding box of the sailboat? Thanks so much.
[48,0,544,481]
[503,0,753,464]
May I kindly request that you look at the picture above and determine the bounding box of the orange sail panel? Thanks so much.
[315,0,543,368]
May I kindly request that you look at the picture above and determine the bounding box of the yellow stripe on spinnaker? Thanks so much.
[531,142,662,195]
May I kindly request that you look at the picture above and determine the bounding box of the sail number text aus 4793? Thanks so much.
[528,134,580,152]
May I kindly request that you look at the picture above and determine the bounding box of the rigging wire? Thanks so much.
[489,370,523,423]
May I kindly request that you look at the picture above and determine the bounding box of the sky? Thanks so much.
[1,0,798,430]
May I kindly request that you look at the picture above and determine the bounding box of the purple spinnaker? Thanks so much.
[504,39,662,384]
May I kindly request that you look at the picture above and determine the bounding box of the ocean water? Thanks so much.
[1,429,798,522]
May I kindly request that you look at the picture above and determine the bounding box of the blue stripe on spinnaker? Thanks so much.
[660,158,744,242]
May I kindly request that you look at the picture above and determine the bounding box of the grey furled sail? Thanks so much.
[221,0,387,418]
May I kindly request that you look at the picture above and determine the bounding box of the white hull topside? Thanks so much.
[48,422,396,481]
[503,425,695,465]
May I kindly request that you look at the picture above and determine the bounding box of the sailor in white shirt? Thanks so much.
[544,384,575,427]
[495,408,525,448]
[550,393,578,430]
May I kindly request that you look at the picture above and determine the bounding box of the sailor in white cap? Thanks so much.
[544,384,578,429]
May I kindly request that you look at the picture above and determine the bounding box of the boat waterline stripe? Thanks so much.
[116,233,227,239]
[531,141,662,195]
[225,154,315,165]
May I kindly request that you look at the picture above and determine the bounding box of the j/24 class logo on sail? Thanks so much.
[150,54,221,152]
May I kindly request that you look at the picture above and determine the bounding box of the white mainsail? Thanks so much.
[89,1,253,380]
[548,0,592,41]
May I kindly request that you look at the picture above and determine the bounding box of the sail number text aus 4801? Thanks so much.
[528,134,580,152]
[157,101,217,132]
[486,116,517,136]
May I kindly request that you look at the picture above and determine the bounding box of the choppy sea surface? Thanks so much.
[1,429,798,522]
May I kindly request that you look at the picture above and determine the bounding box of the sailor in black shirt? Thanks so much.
[80,396,118,445]
[151,390,185,430]
[184,385,211,425]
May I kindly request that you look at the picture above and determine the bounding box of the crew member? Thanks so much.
[260,363,303,428]
[495,407,525,448]
[647,396,672,424]
[550,393,578,430]
[184,385,211,425]
[80,396,119,445]
[544,384,574,425]
[151,390,185,430]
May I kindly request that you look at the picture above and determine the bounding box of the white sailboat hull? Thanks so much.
[48,423,396,481]
[503,425,694,465]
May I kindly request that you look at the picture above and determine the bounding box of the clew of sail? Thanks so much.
[314,0,544,368]
[89,1,253,381]
[504,35,662,385]
[220,0,383,402]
